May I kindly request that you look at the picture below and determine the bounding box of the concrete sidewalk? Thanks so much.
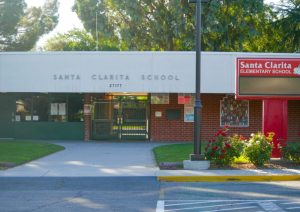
[0,141,161,177]
[0,141,300,181]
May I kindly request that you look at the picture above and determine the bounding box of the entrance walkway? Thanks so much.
[0,141,161,177]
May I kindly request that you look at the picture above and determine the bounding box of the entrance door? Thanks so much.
[0,94,15,138]
[92,97,149,140]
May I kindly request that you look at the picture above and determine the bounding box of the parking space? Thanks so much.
[157,200,300,212]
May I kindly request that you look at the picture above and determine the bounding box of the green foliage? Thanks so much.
[0,0,25,37]
[73,0,270,51]
[228,134,246,159]
[0,0,59,51]
[45,29,92,51]
[282,142,300,162]
[248,0,300,53]
[275,0,300,52]
[201,0,266,52]
[205,127,245,166]
[44,29,119,51]
[245,132,274,166]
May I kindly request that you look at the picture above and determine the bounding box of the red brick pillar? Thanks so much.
[84,94,92,141]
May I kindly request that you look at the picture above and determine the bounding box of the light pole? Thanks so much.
[95,1,100,51]
[96,11,98,51]
[189,0,208,161]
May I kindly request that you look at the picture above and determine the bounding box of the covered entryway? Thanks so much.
[92,95,149,140]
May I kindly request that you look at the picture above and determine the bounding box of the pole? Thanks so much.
[96,11,99,51]
[191,0,204,160]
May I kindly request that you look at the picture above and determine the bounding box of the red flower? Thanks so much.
[210,153,215,157]
[213,146,218,151]
[221,149,226,153]
[215,130,227,137]
[219,155,225,159]
[209,139,215,143]
[225,143,231,149]
[224,125,229,129]
[214,131,221,137]
[239,135,246,140]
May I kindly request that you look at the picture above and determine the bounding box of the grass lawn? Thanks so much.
[153,143,249,165]
[153,143,207,164]
[0,140,65,169]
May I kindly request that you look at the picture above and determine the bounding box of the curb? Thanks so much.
[157,175,300,182]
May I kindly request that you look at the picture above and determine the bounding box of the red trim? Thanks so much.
[236,96,300,100]
[238,58,300,77]
[236,57,300,100]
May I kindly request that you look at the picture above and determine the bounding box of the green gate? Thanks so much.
[92,98,149,140]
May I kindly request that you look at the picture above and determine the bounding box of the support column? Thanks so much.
[84,94,92,141]
[263,99,288,158]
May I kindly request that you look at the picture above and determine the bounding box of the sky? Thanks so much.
[25,0,282,49]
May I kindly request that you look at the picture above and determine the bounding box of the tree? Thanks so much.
[245,0,300,53]
[0,0,59,51]
[275,0,300,52]
[201,0,266,51]
[44,29,97,51]
[43,29,119,51]
[241,3,282,52]
[73,0,269,51]
[73,0,195,50]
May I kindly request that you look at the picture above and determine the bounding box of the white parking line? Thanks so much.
[281,202,300,205]
[258,202,285,212]
[158,200,300,212]
[156,201,164,212]
[164,202,259,211]
[201,206,259,212]
[286,206,300,210]
[165,200,225,207]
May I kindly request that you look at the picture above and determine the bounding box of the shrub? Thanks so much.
[244,132,274,167]
[205,127,246,166]
[282,142,300,162]
[228,134,246,159]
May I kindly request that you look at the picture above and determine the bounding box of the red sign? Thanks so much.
[237,58,300,77]
[236,58,300,100]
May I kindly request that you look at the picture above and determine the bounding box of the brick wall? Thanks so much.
[84,93,299,142]
[84,94,91,141]
[150,94,262,141]
[288,100,300,142]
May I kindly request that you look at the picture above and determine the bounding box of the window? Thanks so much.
[68,95,83,122]
[151,93,169,104]
[15,93,83,122]
[49,94,67,122]
[220,96,249,127]
[32,95,48,121]
[49,94,83,122]
[16,94,48,122]
[16,96,32,121]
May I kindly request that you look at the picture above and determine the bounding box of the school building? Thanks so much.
[0,52,299,148]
